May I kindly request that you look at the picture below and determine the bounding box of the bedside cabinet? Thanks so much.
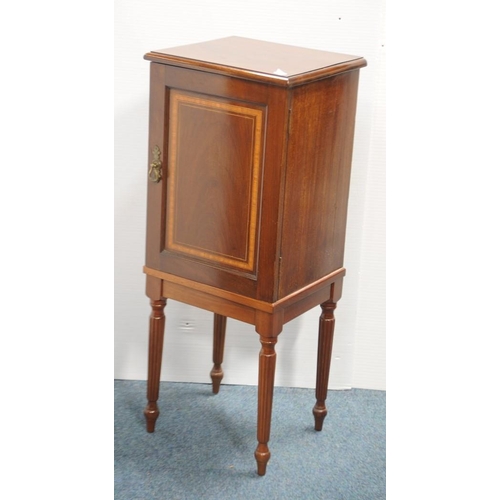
[141,36,366,476]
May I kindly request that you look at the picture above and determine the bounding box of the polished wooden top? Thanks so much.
[144,36,366,87]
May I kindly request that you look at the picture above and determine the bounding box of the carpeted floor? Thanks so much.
[115,380,385,499]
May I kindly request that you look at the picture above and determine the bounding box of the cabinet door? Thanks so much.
[145,64,287,300]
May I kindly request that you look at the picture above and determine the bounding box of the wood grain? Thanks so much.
[145,36,366,87]
[313,300,337,431]
[143,298,167,433]
[142,37,366,476]
[144,65,289,300]
[210,314,227,394]
[144,266,345,317]
[254,335,278,476]
[166,90,264,273]
[278,70,361,298]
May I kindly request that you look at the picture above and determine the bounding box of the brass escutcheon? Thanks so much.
[148,145,162,183]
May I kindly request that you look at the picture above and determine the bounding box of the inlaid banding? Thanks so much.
[166,90,265,274]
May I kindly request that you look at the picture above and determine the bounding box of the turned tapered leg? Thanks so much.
[210,314,227,394]
[254,336,278,476]
[143,298,166,432]
[313,300,337,431]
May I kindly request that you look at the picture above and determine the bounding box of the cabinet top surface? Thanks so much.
[144,36,366,86]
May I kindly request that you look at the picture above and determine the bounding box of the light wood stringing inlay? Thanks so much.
[166,90,264,273]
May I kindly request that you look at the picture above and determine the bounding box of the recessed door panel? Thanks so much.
[165,90,265,276]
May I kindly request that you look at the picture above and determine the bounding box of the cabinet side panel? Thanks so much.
[278,71,360,298]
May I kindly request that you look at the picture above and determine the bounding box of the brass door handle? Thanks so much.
[148,145,162,183]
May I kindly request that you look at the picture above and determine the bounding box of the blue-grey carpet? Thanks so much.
[115,380,385,499]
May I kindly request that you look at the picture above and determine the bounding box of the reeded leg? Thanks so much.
[210,314,227,394]
[143,298,166,432]
[313,300,337,431]
[254,336,278,476]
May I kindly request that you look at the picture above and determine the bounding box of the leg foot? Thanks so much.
[144,402,160,433]
[143,298,166,432]
[254,443,271,476]
[313,404,328,432]
[210,314,227,394]
[313,300,336,431]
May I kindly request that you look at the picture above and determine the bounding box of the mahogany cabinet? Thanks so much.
[141,36,366,476]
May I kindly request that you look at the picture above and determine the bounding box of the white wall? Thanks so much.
[115,0,385,390]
